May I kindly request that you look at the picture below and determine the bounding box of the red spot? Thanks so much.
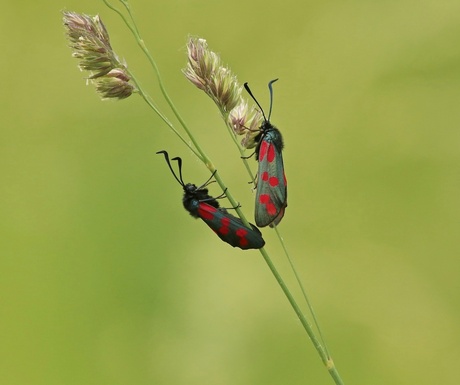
[239,237,249,247]
[259,194,270,204]
[236,228,248,237]
[261,171,269,181]
[266,202,277,215]
[267,145,276,162]
[219,226,230,235]
[259,194,277,215]
[218,217,231,235]
[259,141,268,161]
[198,205,214,220]
[236,228,249,247]
[269,176,279,187]
[270,204,287,228]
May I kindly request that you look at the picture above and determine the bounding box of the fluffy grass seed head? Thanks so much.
[63,11,135,99]
[184,37,263,149]
[239,107,263,149]
[183,37,241,114]
[228,101,263,149]
[228,100,249,135]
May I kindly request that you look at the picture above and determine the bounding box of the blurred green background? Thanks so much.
[1,0,459,384]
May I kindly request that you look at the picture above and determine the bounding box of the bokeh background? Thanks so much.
[2,0,460,384]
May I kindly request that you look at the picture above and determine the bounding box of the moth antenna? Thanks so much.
[244,82,268,122]
[244,78,279,122]
[267,78,278,121]
[171,156,186,186]
[156,150,184,187]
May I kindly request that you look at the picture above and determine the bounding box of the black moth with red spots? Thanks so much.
[244,79,288,228]
[157,150,265,250]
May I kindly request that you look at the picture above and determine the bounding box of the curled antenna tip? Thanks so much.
[157,150,184,187]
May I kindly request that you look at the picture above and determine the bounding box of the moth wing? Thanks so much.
[197,203,265,250]
[255,140,288,227]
